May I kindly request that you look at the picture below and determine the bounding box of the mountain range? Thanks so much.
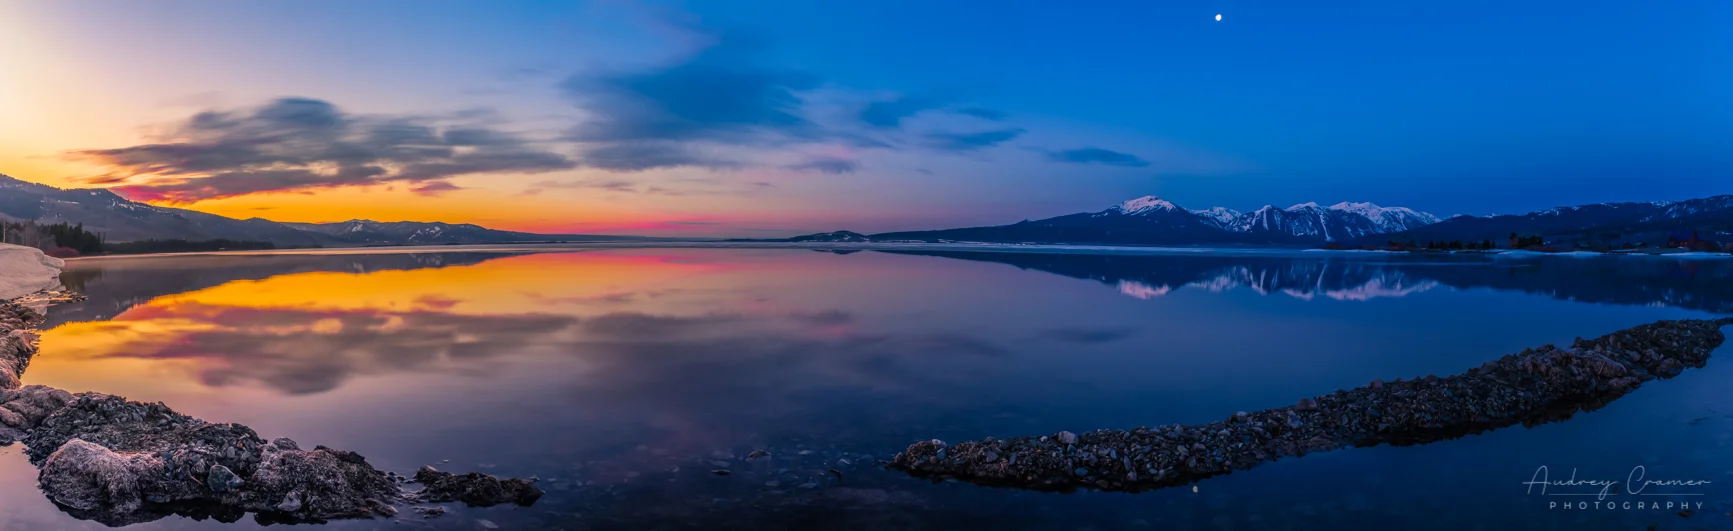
[0,174,639,247]
[771,194,1733,248]
[865,196,1442,245]
[6,171,1729,251]
[1357,196,1733,248]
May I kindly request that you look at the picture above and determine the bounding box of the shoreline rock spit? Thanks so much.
[0,297,543,526]
[891,317,1733,493]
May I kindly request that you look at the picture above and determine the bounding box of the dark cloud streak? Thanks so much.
[953,107,1009,121]
[787,157,859,174]
[559,32,824,171]
[1044,147,1151,167]
[71,97,577,202]
[859,96,941,128]
[923,128,1026,152]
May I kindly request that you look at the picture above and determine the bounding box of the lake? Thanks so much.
[4,247,1732,530]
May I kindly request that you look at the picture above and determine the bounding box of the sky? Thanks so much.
[1,0,1729,237]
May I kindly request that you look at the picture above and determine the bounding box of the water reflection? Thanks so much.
[890,250,1733,310]
[48,252,520,326]
[7,248,1732,530]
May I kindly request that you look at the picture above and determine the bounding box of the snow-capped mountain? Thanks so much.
[1230,201,1440,242]
[1101,196,1441,242]
[871,195,1257,245]
[1112,196,1182,214]
[1328,201,1441,230]
[868,195,1441,245]
[1189,206,1242,228]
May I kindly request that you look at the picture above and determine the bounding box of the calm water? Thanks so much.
[4,247,1733,530]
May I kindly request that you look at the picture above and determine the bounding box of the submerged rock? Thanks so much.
[413,466,544,507]
[891,318,1733,493]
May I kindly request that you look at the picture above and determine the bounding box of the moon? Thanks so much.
[1215,13,1222,21]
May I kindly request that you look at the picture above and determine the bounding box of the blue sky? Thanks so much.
[3,0,1728,235]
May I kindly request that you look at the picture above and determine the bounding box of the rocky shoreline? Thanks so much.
[0,295,543,526]
[890,317,1733,492]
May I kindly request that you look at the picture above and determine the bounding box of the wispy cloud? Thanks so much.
[410,181,464,196]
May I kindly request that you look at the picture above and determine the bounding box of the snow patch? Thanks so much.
[1189,206,1242,227]
[1116,280,1172,299]
[0,244,64,299]
[1114,196,1180,214]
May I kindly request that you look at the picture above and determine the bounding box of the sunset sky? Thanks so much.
[2,0,1729,237]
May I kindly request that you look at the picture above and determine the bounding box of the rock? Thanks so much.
[276,491,304,513]
[0,298,541,525]
[20,391,538,525]
[413,505,448,518]
[414,466,544,507]
[888,318,1733,494]
[39,439,155,515]
[207,464,243,493]
[478,519,499,529]
[746,449,770,460]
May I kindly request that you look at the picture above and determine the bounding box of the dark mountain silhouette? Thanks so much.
[1366,195,1733,249]
[0,174,640,247]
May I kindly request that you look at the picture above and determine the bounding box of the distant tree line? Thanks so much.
[1509,233,1545,248]
[1386,234,1546,251]
[2,221,284,256]
[1419,239,1498,250]
[1,221,104,256]
[104,239,277,254]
